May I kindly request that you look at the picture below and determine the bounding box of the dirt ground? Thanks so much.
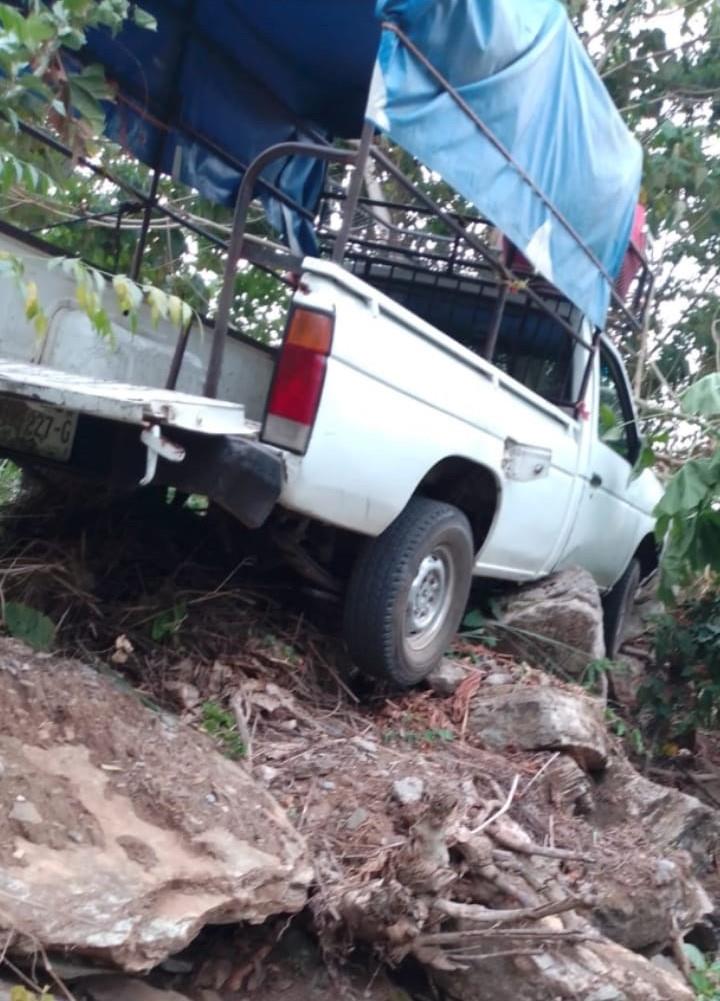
[0,493,716,999]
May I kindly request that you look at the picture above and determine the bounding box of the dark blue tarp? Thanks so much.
[83,0,641,327]
[367,0,643,329]
[83,1,380,252]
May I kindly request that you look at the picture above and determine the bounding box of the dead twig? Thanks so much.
[490,823,594,863]
[439,947,542,963]
[35,941,80,1001]
[433,895,581,925]
[471,774,520,835]
[519,752,560,799]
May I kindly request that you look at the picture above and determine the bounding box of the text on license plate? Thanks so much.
[0,399,78,461]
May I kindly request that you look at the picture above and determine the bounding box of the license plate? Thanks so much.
[0,399,77,461]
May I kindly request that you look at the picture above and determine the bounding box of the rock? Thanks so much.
[434,935,694,1001]
[9,799,42,824]
[81,976,191,1001]
[593,851,712,952]
[346,807,369,831]
[392,777,424,805]
[0,638,311,972]
[426,658,467,696]
[545,753,595,813]
[610,654,649,710]
[80,977,193,1001]
[159,958,195,974]
[651,955,686,980]
[621,574,662,646]
[498,566,605,676]
[257,764,279,784]
[596,754,720,868]
[484,672,513,686]
[468,685,609,770]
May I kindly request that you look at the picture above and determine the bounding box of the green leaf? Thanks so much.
[20,12,56,46]
[631,442,656,481]
[4,601,55,651]
[655,458,716,518]
[682,941,707,972]
[681,373,720,418]
[462,609,486,630]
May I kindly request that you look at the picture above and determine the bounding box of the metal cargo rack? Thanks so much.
[8,19,653,416]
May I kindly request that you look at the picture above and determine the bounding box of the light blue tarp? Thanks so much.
[367,0,642,329]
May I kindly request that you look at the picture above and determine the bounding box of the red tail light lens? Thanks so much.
[262,306,334,453]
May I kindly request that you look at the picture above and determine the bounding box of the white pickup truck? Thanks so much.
[0,214,661,686]
[0,0,662,686]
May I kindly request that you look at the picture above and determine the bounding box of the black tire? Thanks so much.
[603,557,641,659]
[343,497,474,687]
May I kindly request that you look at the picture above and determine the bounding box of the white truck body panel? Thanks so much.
[0,228,662,592]
[281,259,661,587]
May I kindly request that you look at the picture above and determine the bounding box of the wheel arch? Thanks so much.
[634,531,660,581]
[413,456,501,552]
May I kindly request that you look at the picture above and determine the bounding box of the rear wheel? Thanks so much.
[343,497,474,687]
[603,557,641,659]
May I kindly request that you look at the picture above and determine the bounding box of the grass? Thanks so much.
[200,700,246,760]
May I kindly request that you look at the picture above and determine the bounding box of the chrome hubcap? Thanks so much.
[405,547,454,652]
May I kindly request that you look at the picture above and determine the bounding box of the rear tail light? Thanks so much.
[261,305,335,454]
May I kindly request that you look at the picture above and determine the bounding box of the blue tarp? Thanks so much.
[83,0,641,327]
[82,0,380,252]
[367,0,643,329]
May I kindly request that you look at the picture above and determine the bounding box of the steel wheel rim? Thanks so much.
[404,545,455,654]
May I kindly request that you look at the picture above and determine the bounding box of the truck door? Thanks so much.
[473,311,589,579]
[556,342,640,589]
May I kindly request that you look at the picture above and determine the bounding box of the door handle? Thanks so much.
[590,473,603,488]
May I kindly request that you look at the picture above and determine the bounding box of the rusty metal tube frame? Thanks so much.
[130,164,161,281]
[331,120,376,263]
[368,144,588,351]
[202,141,357,398]
[17,121,316,249]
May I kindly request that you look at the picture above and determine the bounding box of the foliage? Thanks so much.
[150,600,187,643]
[652,374,720,593]
[641,585,720,736]
[0,0,289,345]
[0,459,21,505]
[200,700,246,759]
[2,599,55,650]
[0,0,155,160]
[10,988,54,1001]
[684,942,720,999]
[566,2,720,397]
[381,720,455,746]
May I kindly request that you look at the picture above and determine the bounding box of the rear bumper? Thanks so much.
[1,416,285,530]
[160,434,284,529]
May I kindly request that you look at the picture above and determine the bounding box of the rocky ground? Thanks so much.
[0,495,717,1001]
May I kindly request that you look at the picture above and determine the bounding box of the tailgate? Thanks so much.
[0,360,258,437]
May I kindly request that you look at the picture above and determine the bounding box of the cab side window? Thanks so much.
[598,348,637,462]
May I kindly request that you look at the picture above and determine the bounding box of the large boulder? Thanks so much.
[592,850,712,953]
[595,754,720,869]
[434,936,694,1001]
[0,639,312,971]
[468,684,609,770]
[498,566,605,676]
